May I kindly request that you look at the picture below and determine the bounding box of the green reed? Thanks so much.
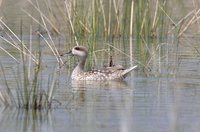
[22,0,199,71]
[59,0,170,70]
[6,0,182,71]
[1,51,58,110]
[0,18,60,109]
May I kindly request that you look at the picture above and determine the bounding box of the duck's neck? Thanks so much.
[72,56,86,78]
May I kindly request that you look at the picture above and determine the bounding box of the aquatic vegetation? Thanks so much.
[0,19,61,110]
[0,55,59,109]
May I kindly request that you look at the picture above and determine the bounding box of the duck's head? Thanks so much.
[67,46,88,57]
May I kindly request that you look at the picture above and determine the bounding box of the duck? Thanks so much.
[65,46,137,81]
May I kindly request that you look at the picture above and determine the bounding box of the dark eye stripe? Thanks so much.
[75,47,80,50]
[75,47,86,51]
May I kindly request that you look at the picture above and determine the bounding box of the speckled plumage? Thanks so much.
[68,46,137,81]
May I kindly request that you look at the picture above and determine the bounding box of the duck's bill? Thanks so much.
[60,50,73,56]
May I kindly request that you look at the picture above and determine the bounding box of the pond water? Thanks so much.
[1,0,200,132]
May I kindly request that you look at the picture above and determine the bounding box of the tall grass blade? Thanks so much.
[129,0,134,66]
[48,66,58,108]
[0,63,17,107]
[64,0,79,46]
[0,46,19,63]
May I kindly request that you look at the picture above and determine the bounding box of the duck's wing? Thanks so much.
[83,65,137,80]
[94,65,137,77]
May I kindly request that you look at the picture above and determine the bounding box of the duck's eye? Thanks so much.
[75,47,80,50]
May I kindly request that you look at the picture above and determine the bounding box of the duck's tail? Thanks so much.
[122,65,137,78]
